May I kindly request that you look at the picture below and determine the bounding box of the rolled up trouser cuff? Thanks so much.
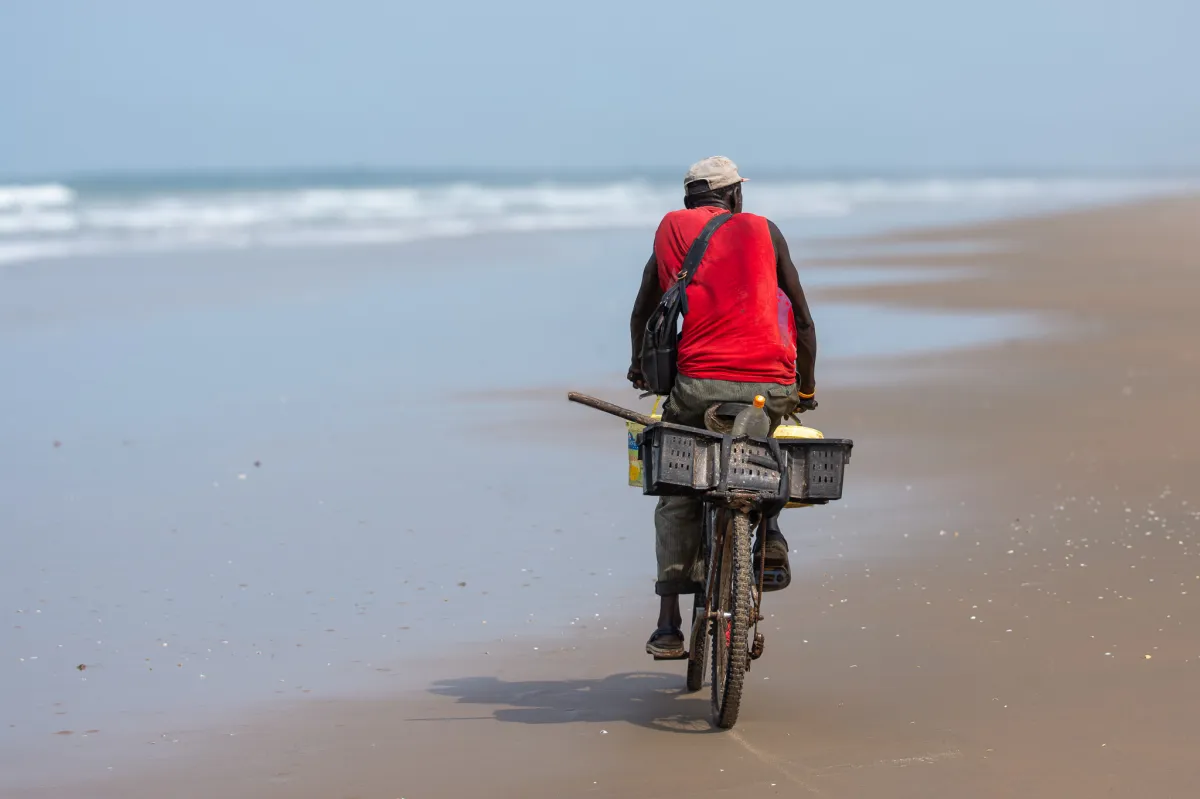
[656,579,704,596]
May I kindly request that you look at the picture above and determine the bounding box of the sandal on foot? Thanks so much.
[645,627,686,659]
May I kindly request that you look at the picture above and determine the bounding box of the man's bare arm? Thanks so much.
[767,220,816,395]
[629,253,662,373]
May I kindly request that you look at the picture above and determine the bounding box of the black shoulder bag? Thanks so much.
[639,212,732,395]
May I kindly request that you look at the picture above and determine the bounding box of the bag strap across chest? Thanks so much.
[675,212,733,315]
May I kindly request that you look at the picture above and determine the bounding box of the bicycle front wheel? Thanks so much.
[710,508,753,729]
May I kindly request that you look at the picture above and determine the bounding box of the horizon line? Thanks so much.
[5,163,1200,186]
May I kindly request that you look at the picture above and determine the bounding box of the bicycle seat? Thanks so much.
[704,402,759,435]
[708,402,755,421]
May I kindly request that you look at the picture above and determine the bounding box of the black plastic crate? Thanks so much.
[785,440,852,501]
[639,422,852,503]
[638,426,713,496]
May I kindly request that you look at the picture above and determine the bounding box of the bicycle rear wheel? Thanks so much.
[710,509,753,729]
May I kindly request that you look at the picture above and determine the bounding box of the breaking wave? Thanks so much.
[0,177,1193,266]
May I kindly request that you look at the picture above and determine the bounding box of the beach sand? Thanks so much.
[10,196,1200,797]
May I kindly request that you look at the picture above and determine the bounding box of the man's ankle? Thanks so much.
[657,594,681,630]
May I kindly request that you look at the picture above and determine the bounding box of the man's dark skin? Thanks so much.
[627,182,818,632]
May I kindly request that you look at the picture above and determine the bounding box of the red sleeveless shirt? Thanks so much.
[653,207,797,385]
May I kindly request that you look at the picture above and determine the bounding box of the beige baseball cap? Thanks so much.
[684,156,747,193]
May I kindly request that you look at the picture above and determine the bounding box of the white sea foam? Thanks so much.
[0,183,77,210]
[0,177,1193,266]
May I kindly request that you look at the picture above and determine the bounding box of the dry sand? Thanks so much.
[20,196,1200,798]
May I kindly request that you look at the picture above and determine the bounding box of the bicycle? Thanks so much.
[567,392,853,729]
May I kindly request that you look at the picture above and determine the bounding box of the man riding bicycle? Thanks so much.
[628,156,818,659]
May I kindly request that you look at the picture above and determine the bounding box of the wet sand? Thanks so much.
[11,196,1200,797]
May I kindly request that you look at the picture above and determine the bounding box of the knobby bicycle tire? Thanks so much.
[711,509,752,728]
[685,592,707,692]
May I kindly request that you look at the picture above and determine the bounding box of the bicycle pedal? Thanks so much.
[761,567,791,592]
[652,650,689,661]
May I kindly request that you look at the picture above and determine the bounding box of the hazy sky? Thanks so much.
[3,0,1198,176]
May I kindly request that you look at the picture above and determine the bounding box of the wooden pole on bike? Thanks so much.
[566,392,657,426]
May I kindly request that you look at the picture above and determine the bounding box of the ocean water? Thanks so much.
[1,173,1197,266]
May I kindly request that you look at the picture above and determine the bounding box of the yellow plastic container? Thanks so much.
[772,422,825,441]
[626,398,662,487]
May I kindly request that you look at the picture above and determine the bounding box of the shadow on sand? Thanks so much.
[424,671,716,734]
